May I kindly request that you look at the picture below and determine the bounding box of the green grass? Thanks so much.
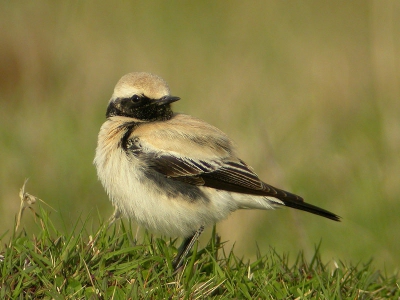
[1,206,399,299]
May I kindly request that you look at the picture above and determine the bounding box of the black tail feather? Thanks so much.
[281,198,340,221]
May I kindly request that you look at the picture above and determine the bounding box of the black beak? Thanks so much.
[155,95,180,106]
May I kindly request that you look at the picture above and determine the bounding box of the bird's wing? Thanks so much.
[127,114,300,199]
[127,114,340,221]
[141,151,274,195]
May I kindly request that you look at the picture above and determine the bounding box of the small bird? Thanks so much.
[94,72,340,270]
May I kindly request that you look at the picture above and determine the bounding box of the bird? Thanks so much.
[94,72,340,270]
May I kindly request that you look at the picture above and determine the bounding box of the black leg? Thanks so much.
[172,226,204,271]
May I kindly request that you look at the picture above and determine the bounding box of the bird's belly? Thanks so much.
[111,178,236,237]
[97,152,238,237]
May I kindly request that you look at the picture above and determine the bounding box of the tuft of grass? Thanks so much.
[1,206,399,299]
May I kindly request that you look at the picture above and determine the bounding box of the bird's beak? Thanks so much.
[155,95,180,106]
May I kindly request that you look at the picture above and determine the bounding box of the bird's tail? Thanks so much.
[264,186,341,222]
[280,196,340,221]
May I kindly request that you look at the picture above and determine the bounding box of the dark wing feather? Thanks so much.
[140,152,299,199]
[143,153,219,179]
[137,152,340,221]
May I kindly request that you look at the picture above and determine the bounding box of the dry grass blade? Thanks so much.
[16,178,57,231]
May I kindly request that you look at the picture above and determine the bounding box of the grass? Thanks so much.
[1,202,399,299]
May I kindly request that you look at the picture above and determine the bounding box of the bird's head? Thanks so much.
[106,72,180,121]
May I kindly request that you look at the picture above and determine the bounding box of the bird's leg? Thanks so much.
[107,206,121,229]
[172,225,204,271]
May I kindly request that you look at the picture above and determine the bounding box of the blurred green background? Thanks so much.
[1,1,399,272]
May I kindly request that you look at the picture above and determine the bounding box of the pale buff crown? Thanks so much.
[111,72,171,101]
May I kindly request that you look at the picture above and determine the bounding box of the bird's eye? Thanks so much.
[131,95,141,103]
